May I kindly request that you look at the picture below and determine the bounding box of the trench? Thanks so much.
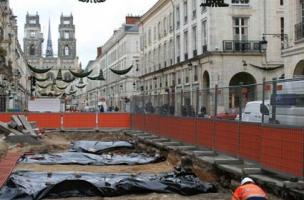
[0,130,282,200]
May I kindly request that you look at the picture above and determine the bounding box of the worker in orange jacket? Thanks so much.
[232,177,268,200]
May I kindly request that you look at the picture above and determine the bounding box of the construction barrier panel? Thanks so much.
[196,118,214,148]
[63,113,96,129]
[133,114,145,130]
[260,126,304,177]
[0,113,18,123]
[239,123,262,162]
[98,113,131,128]
[27,113,61,129]
[214,120,239,156]
[144,115,160,134]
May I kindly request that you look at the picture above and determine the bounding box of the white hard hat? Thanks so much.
[241,177,254,185]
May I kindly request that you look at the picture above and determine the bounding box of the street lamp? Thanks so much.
[260,33,288,51]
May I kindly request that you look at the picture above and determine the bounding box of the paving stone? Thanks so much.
[217,164,244,175]
[193,150,216,156]
[242,167,262,175]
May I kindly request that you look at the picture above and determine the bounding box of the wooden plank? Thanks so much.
[11,115,24,131]
[0,121,23,136]
[17,115,36,137]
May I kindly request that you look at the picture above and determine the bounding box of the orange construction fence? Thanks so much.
[0,112,131,129]
[131,113,304,178]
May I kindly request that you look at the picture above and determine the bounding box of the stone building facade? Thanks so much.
[82,16,141,112]
[282,0,304,78]
[0,0,30,112]
[23,13,79,97]
[138,0,285,115]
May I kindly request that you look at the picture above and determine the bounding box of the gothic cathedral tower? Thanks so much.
[58,14,76,59]
[23,13,43,59]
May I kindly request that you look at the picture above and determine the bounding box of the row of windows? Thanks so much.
[29,44,72,56]
[142,66,199,91]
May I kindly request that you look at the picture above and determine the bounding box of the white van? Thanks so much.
[240,100,270,123]
[238,80,304,126]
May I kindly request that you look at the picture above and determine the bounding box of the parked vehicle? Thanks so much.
[235,100,270,123]
[237,79,304,126]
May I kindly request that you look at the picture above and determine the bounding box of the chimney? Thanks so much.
[97,47,102,58]
[126,16,140,25]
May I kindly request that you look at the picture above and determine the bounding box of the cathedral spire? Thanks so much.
[46,19,54,57]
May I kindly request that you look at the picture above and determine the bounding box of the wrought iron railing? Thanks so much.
[223,40,261,52]
[295,22,304,41]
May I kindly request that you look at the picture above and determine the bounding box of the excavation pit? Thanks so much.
[0,130,282,200]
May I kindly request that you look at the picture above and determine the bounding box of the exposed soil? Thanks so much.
[15,161,174,173]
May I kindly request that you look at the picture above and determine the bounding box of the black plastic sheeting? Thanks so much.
[70,141,134,154]
[19,152,164,165]
[0,169,217,200]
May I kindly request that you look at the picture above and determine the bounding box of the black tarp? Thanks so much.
[70,141,134,154]
[19,152,164,165]
[0,169,217,200]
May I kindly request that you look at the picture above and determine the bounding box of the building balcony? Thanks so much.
[295,22,304,41]
[223,40,261,52]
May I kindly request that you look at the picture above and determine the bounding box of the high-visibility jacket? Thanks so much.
[231,183,268,200]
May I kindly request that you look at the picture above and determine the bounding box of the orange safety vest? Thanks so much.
[231,183,268,200]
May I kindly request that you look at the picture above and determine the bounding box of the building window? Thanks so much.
[192,0,197,19]
[192,25,197,52]
[176,35,181,60]
[183,0,188,24]
[0,27,3,41]
[176,6,180,29]
[231,0,249,4]
[30,31,35,38]
[148,28,152,45]
[47,72,55,81]
[158,21,161,39]
[280,0,283,6]
[163,17,167,36]
[64,31,69,39]
[201,0,207,13]
[184,31,188,57]
[169,12,173,32]
[64,46,70,56]
[194,65,198,81]
[202,20,207,50]
[302,1,304,23]
[233,17,248,40]
[280,17,284,48]
[29,44,35,56]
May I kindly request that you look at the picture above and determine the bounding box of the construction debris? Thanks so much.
[0,115,41,144]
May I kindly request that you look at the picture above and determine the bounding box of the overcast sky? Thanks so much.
[10,0,158,67]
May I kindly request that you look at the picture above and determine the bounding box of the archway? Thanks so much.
[229,72,256,108]
[293,60,304,78]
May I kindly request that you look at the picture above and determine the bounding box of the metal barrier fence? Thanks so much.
[130,78,304,177]
[132,78,304,127]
